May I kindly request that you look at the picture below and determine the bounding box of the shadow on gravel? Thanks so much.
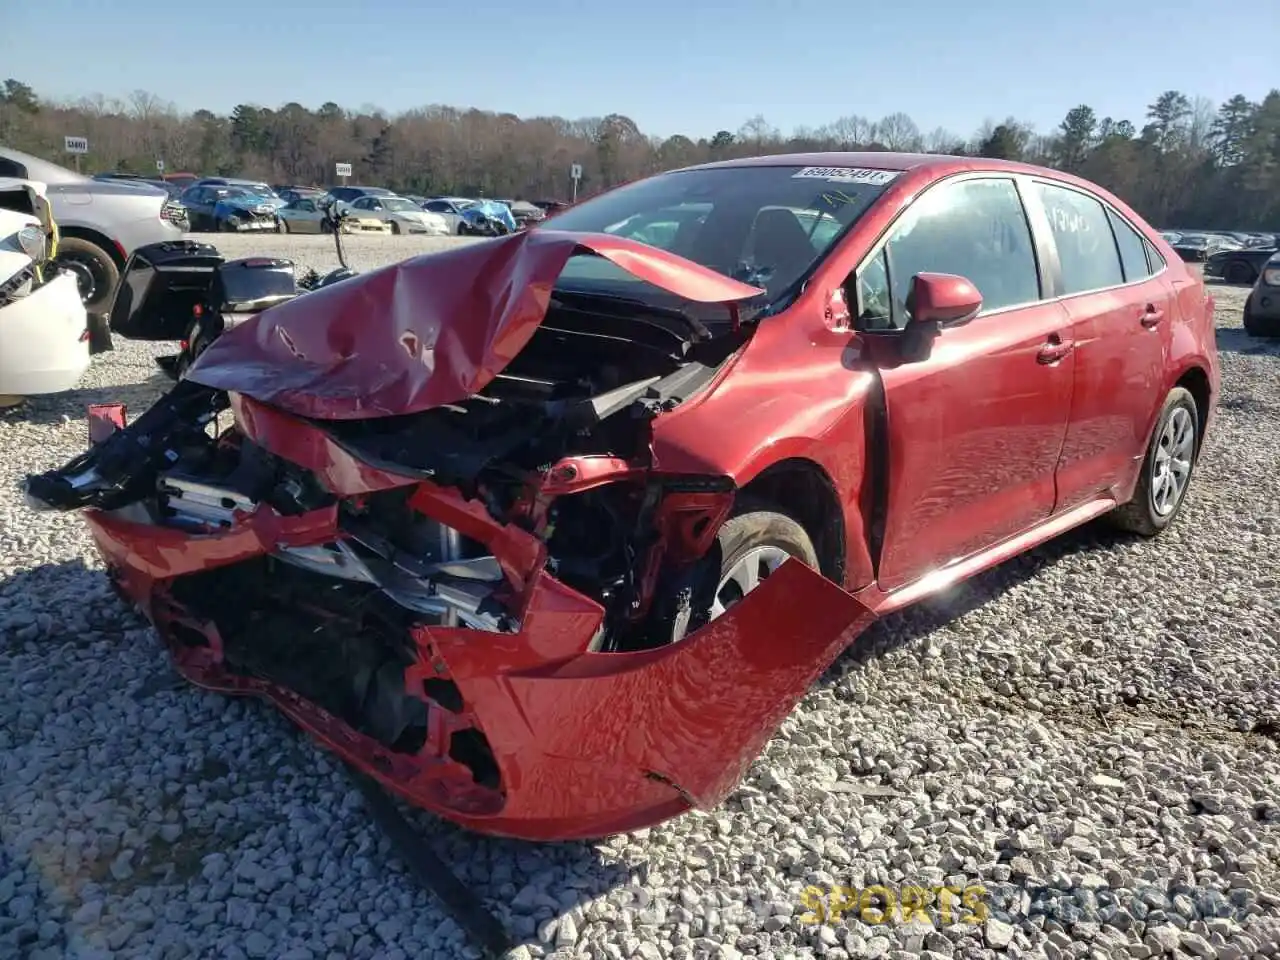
[0,558,124,653]
[823,518,1132,686]
[0,370,172,427]
[1216,326,1280,357]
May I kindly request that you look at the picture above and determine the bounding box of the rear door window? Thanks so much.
[1034,182,1125,294]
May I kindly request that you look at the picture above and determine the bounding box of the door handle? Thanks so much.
[1037,335,1074,364]
[1140,303,1165,327]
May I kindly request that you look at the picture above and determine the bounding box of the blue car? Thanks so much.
[179,184,283,233]
[460,199,517,235]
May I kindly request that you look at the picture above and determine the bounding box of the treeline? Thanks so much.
[2,79,1278,229]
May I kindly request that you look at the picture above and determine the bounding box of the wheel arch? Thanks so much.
[1174,365,1212,460]
[736,456,846,586]
[57,225,126,269]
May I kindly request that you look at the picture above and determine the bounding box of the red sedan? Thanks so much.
[24,152,1218,842]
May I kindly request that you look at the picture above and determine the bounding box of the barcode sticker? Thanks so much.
[792,167,900,186]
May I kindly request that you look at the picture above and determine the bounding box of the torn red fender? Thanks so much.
[186,230,765,421]
[429,559,876,835]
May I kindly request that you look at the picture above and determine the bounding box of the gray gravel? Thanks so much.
[1,239,1278,960]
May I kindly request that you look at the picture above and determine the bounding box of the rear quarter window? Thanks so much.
[1107,208,1153,283]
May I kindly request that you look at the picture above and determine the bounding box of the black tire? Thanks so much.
[456,222,468,236]
[1225,260,1254,285]
[1241,298,1278,338]
[1108,387,1199,537]
[670,500,819,643]
[321,220,333,234]
[276,218,288,234]
[54,236,120,317]
[390,221,401,235]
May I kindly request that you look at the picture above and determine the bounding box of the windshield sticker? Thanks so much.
[792,166,900,186]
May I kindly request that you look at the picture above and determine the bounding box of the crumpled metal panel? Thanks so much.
[187,229,764,421]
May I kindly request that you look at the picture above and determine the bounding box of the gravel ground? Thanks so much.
[1,240,1278,960]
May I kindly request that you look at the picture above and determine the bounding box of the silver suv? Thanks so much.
[0,146,187,350]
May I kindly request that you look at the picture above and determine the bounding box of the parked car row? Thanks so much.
[151,177,570,236]
[1159,228,1278,268]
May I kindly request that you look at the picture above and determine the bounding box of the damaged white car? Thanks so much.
[0,178,90,406]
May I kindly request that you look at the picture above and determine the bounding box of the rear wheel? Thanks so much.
[1108,387,1199,537]
[1225,260,1254,284]
[390,221,401,235]
[276,218,288,234]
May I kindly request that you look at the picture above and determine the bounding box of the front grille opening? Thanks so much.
[448,729,500,790]
[169,557,431,754]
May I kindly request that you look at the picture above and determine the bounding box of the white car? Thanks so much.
[421,196,477,234]
[345,195,450,235]
[0,178,90,405]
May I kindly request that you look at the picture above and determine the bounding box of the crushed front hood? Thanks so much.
[186,229,765,420]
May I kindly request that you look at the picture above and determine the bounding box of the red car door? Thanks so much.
[853,176,1075,593]
[1028,182,1174,511]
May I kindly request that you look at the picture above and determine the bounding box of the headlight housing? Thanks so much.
[17,225,47,263]
[1262,267,1280,287]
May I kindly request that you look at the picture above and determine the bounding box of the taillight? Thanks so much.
[160,202,187,226]
[1263,267,1280,287]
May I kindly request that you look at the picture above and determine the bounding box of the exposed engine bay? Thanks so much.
[24,290,754,766]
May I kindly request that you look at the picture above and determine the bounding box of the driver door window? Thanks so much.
[854,177,1041,329]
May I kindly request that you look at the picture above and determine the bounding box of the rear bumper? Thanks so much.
[79,398,874,841]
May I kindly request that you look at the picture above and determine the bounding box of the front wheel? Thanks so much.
[456,222,468,236]
[667,503,819,644]
[276,218,288,234]
[1108,387,1199,537]
[390,221,401,235]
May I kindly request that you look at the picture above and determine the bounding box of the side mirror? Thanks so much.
[904,272,983,329]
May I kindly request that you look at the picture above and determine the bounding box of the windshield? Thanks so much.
[241,184,274,197]
[543,164,895,300]
[381,198,419,212]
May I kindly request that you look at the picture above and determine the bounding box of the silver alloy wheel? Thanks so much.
[710,545,791,620]
[669,544,791,643]
[1152,406,1195,517]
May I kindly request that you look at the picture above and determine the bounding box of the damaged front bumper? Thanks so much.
[25,388,874,841]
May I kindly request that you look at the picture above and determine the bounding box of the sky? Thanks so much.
[7,0,1279,141]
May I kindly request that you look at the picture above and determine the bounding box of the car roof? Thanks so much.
[672,151,1131,193]
[0,146,89,185]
